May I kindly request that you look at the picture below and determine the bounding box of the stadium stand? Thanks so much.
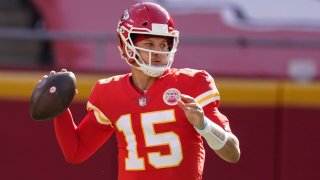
[30,0,320,78]
[0,0,44,68]
[0,0,318,78]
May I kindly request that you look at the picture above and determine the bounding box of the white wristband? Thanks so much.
[195,117,228,150]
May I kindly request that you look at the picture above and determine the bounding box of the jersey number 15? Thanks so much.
[116,109,183,171]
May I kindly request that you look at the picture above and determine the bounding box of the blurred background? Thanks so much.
[0,0,319,179]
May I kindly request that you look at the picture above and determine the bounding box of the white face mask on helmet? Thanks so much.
[117,2,179,77]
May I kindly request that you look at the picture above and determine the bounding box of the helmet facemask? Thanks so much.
[118,24,179,77]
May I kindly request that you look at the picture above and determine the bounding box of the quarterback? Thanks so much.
[53,2,240,180]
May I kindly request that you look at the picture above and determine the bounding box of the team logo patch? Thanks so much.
[120,9,129,22]
[163,88,181,106]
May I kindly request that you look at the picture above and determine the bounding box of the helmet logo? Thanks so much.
[163,88,181,106]
[120,9,130,22]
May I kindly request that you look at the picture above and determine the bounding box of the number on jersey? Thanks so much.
[116,110,183,171]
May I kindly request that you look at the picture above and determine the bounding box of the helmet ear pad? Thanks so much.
[127,53,135,64]
[117,33,135,64]
[126,46,136,64]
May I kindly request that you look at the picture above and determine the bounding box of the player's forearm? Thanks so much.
[54,109,114,164]
[215,133,240,163]
[54,109,83,163]
[195,117,240,163]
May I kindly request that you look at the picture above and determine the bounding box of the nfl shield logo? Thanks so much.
[139,97,147,107]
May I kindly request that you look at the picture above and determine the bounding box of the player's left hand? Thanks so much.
[177,94,205,129]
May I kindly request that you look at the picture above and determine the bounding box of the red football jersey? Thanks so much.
[54,68,231,180]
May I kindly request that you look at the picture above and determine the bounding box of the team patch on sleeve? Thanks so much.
[87,101,113,127]
[195,89,220,108]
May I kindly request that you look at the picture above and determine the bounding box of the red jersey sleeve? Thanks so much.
[54,81,114,164]
[190,70,231,132]
[87,81,115,127]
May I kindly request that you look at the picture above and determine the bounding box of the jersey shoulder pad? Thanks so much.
[174,68,203,78]
[175,68,214,83]
[97,74,127,86]
[89,74,127,102]
[175,69,220,107]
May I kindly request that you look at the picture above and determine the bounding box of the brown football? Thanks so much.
[30,72,76,121]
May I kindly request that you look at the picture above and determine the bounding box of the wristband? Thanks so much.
[194,118,208,130]
[195,117,228,150]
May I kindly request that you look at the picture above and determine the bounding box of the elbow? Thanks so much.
[217,136,241,163]
[220,149,240,163]
[228,151,241,163]
[63,153,87,164]
[65,157,85,164]
[216,148,241,163]
[226,133,241,163]
[228,143,241,163]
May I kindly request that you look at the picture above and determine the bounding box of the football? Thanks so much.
[30,71,77,121]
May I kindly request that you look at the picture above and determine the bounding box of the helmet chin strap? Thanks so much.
[141,65,166,77]
[130,62,165,77]
[132,58,167,77]
[128,45,169,77]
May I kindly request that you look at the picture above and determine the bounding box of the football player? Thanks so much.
[53,2,240,180]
